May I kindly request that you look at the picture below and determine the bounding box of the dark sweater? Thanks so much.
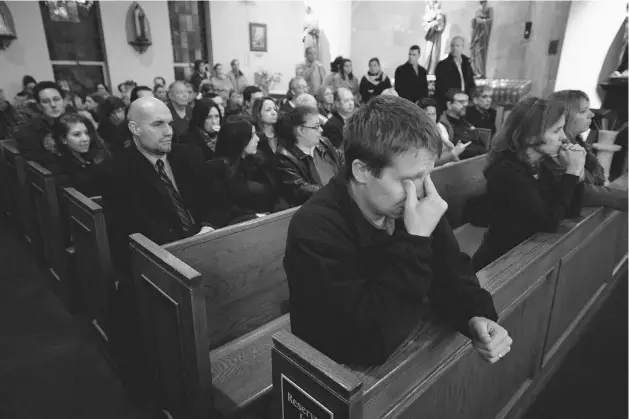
[285,172,498,365]
[472,157,585,271]
[359,74,392,103]
[168,103,192,141]
[393,62,428,104]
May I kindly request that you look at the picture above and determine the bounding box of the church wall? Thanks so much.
[99,0,175,91]
[350,1,571,97]
[0,1,54,100]
[209,0,305,94]
[555,0,628,108]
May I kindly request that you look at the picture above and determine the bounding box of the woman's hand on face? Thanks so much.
[560,143,586,177]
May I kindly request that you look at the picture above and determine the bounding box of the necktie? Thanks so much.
[155,159,195,232]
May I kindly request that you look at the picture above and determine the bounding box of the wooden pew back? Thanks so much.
[432,154,486,228]
[271,199,628,419]
[1,141,39,254]
[165,209,296,348]
[62,187,115,340]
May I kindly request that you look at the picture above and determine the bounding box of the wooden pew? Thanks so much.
[62,187,117,341]
[128,155,490,419]
[0,141,40,257]
[271,181,628,419]
[26,160,80,310]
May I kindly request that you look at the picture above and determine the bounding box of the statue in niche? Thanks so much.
[422,0,447,75]
[470,0,493,79]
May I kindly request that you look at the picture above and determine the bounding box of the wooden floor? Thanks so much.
[0,214,625,419]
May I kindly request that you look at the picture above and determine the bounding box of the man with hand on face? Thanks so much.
[284,95,510,365]
[94,97,228,275]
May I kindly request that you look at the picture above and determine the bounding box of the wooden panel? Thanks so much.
[1,142,38,254]
[62,187,115,339]
[167,209,296,348]
[130,234,212,419]
[393,269,556,419]
[543,211,618,364]
[432,154,487,229]
[26,161,68,283]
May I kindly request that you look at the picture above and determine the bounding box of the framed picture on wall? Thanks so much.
[249,22,267,52]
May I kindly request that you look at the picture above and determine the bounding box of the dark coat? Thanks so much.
[393,62,428,104]
[168,103,192,142]
[182,128,216,162]
[321,112,345,149]
[284,172,498,365]
[472,156,585,271]
[440,113,486,159]
[205,155,285,224]
[55,148,110,197]
[359,74,392,103]
[275,137,342,206]
[435,54,476,108]
[465,106,497,136]
[14,116,59,167]
[93,144,229,274]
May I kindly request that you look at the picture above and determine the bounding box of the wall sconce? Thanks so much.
[126,2,152,54]
[0,1,17,50]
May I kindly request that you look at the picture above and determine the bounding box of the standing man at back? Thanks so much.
[435,36,476,111]
[394,45,429,104]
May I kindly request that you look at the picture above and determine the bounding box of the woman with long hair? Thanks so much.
[251,97,279,162]
[472,97,587,270]
[359,58,392,103]
[183,99,222,162]
[316,85,335,121]
[97,96,129,154]
[275,106,343,206]
[546,90,627,211]
[322,56,344,89]
[330,58,360,103]
[206,116,282,223]
[53,113,109,196]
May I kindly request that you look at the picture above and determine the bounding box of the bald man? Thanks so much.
[94,97,228,275]
[168,80,193,141]
[434,36,476,111]
[294,93,329,124]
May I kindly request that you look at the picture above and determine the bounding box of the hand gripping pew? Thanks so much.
[271,186,628,419]
[128,154,491,419]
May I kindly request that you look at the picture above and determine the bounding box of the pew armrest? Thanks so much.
[272,329,363,398]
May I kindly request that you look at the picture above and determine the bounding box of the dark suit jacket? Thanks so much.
[393,62,428,104]
[321,112,345,149]
[93,144,229,274]
[435,55,476,108]
[14,116,58,167]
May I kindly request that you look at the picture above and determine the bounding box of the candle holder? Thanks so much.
[126,2,152,54]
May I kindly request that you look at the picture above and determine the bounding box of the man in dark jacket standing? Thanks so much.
[435,36,476,111]
[284,95,511,365]
[394,45,429,104]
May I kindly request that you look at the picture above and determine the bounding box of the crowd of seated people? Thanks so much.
[0,44,625,285]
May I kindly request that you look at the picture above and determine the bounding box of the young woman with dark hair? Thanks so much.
[205,116,283,223]
[545,90,627,211]
[251,97,280,162]
[330,59,360,102]
[275,106,343,206]
[190,59,209,93]
[359,58,392,103]
[53,113,109,196]
[472,97,587,270]
[183,98,222,162]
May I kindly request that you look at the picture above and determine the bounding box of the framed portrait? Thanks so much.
[249,22,267,52]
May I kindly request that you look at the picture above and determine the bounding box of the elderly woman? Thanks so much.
[275,106,343,206]
[545,90,627,212]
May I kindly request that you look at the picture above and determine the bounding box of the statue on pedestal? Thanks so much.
[422,0,446,75]
[470,0,493,78]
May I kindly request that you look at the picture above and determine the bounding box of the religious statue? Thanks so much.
[422,0,447,75]
[470,1,493,78]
